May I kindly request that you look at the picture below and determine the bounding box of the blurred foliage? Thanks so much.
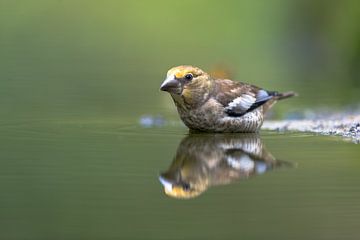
[0,0,359,120]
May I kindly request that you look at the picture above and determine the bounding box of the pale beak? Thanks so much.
[160,75,181,94]
[159,176,173,192]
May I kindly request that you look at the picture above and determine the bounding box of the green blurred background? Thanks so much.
[1,0,360,121]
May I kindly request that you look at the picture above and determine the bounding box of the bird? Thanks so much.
[160,65,297,132]
[159,134,292,199]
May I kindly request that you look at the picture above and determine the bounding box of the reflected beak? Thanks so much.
[160,75,181,94]
[159,175,198,199]
[159,176,173,192]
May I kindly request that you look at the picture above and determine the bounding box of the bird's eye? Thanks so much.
[184,73,193,81]
[183,183,191,191]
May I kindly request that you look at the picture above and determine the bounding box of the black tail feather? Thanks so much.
[268,91,298,100]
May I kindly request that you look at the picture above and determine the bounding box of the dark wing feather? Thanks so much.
[213,79,275,117]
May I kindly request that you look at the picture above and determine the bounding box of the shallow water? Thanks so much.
[1,119,359,240]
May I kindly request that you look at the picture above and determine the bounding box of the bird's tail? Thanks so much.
[269,91,298,100]
[262,91,297,113]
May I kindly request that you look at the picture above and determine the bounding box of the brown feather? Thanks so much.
[212,79,260,107]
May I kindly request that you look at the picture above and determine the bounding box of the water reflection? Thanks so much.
[159,134,292,199]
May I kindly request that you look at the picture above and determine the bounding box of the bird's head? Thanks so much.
[159,174,206,199]
[160,66,212,102]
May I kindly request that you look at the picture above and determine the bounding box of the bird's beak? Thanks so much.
[159,175,199,199]
[159,176,173,192]
[160,75,181,94]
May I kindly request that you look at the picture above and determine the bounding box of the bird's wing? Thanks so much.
[224,148,258,172]
[213,79,274,117]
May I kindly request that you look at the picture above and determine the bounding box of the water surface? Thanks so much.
[1,119,359,240]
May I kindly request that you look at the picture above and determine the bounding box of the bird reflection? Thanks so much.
[159,134,292,199]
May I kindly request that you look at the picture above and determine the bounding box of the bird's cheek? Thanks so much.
[167,186,188,197]
[182,88,192,100]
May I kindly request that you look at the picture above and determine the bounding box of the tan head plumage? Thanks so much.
[160,65,213,107]
[166,65,206,79]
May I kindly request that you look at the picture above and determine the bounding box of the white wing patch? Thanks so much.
[225,94,256,114]
[256,90,269,101]
[226,155,255,172]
